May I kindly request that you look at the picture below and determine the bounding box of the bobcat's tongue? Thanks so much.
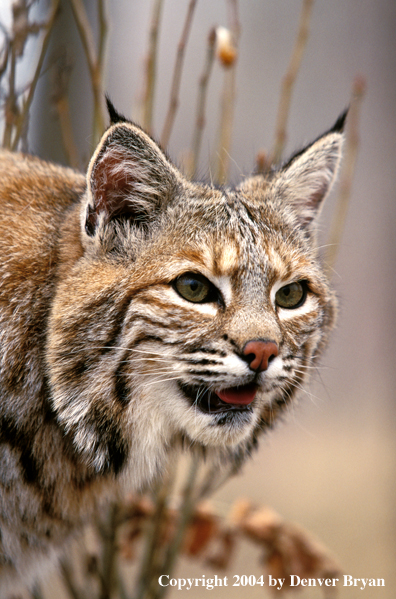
[215,383,257,406]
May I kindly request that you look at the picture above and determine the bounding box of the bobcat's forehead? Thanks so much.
[164,192,310,288]
[212,238,240,277]
[173,231,240,277]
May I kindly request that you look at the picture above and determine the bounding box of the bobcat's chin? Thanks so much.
[172,381,261,449]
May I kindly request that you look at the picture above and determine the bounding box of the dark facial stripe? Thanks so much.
[0,415,40,486]
[113,353,131,406]
[181,358,220,366]
[187,347,226,356]
[88,411,128,476]
[100,293,135,354]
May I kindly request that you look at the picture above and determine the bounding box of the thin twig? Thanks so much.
[60,556,87,599]
[52,48,80,168]
[2,43,16,148]
[227,0,241,42]
[196,460,241,501]
[189,27,216,179]
[134,464,176,599]
[215,67,236,185]
[141,0,164,134]
[99,502,120,599]
[68,0,106,145]
[3,0,25,148]
[214,0,240,185]
[154,454,200,599]
[0,24,10,79]
[160,0,198,149]
[324,76,366,277]
[97,0,108,71]
[55,95,80,167]
[11,0,60,151]
[270,0,314,165]
[31,583,45,599]
[117,573,130,599]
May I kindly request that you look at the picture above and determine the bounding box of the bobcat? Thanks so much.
[0,102,345,594]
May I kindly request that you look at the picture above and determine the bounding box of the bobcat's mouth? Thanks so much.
[178,382,257,414]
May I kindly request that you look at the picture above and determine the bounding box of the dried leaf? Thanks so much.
[227,498,253,527]
[205,529,236,570]
[232,502,341,595]
[122,494,155,520]
[264,521,341,591]
[183,501,219,557]
[241,506,284,544]
[118,495,155,561]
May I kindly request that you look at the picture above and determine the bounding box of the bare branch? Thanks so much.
[98,503,119,599]
[226,0,241,42]
[325,76,366,277]
[188,27,216,179]
[160,0,198,149]
[97,0,108,71]
[52,48,80,168]
[141,0,164,134]
[2,41,17,148]
[214,67,236,185]
[69,0,106,145]
[11,0,60,151]
[4,0,52,148]
[155,455,200,599]
[214,0,240,185]
[270,0,314,165]
[134,464,176,599]
[60,556,87,599]
[0,26,10,80]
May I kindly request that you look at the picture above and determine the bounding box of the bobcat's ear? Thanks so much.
[273,111,347,227]
[83,121,179,236]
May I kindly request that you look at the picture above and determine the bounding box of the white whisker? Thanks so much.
[141,376,182,388]
[124,369,171,378]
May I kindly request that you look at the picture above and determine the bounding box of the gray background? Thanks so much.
[19,0,396,597]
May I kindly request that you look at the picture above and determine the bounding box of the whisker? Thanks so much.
[141,376,182,388]
[124,369,172,378]
[289,378,322,405]
[292,364,329,371]
[119,357,172,365]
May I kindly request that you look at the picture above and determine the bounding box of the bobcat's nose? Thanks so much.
[243,340,279,372]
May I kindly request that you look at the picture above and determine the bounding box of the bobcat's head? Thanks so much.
[47,104,345,487]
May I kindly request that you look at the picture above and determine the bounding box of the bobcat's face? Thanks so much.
[117,197,333,451]
[47,116,342,486]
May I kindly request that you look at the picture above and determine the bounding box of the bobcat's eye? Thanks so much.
[174,273,216,303]
[275,281,307,309]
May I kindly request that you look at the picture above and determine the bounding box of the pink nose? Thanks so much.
[243,340,279,372]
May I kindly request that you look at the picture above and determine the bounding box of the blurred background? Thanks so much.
[0,0,394,597]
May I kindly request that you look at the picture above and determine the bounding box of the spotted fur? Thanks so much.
[0,110,345,594]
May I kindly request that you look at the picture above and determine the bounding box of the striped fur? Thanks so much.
[0,113,344,594]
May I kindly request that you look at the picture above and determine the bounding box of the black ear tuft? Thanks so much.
[329,108,348,134]
[272,117,345,228]
[106,96,128,125]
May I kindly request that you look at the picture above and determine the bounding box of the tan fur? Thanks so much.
[0,115,344,594]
